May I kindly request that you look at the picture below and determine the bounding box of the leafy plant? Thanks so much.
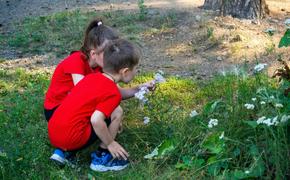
[138,0,148,20]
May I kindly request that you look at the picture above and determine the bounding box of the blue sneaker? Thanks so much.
[50,148,76,166]
[90,151,129,172]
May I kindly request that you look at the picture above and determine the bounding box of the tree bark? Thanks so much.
[202,0,269,19]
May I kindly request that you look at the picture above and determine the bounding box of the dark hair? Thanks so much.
[80,18,119,60]
[103,39,140,74]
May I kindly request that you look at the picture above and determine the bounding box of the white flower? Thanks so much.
[285,18,290,29]
[260,101,266,105]
[219,132,224,139]
[280,115,290,123]
[251,98,257,101]
[257,116,279,126]
[244,103,255,110]
[134,86,149,103]
[275,103,283,108]
[154,73,166,83]
[264,28,275,33]
[232,66,240,76]
[190,110,198,117]
[208,119,218,128]
[254,63,267,72]
[143,117,150,124]
[157,70,164,75]
[245,170,250,174]
[270,95,274,99]
[263,118,274,126]
[257,116,266,124]
[272,116,279,126]
[220,70,227,76]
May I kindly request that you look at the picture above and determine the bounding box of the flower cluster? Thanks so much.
[208,119,218,128]
[189,110,198,117]
[219,131,225,139]
[285,18,290,29]
[134,71,166,104]
[153,70,166,84]
[244,103,255,110]
[275,103,283,108]
[254,63,267,72]
[134,86,149,103]
[256,115,290,126]
[143,117,150,125]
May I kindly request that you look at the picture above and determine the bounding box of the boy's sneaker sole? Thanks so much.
[50,154,66,166]
[90,163,128,172]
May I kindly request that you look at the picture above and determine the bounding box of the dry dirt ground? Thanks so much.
[0,0,289,78]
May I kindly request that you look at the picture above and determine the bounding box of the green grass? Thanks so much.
[0,68,289,179]
[0,9,179,58]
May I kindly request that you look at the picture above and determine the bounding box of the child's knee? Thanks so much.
[111,106,123,122]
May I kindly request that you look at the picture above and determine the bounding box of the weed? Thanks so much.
[138,0,148,21]
[1,68,289,179]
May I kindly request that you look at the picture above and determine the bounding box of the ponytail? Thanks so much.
[80,18,119,60]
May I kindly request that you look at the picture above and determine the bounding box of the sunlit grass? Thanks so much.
[0,68,289,179]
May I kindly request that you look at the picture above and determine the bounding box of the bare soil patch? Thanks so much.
[0,0,289,79]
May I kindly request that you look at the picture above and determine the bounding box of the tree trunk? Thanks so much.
[202,0,269,19]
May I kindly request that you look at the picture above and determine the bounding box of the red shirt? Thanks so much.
[48,73,121,151]
[44,51,101,109]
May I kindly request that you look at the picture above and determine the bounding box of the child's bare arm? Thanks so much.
[118,80,155,100]
[72,74,85,85]
[90,110,129,160]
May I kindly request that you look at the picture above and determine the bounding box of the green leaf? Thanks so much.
[278,29,290,48]
[144,138,176,159]
[207,163,222,176]
[249,145,259,156]
[203,99,223,115]
[250,159,265,177]
[202,133,225,154]
[233,170,248,179]
[244,121,258,128]
[233,148,241,157]
[175,156,205,170]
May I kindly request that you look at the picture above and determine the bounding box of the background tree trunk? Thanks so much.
[202,0,269,19]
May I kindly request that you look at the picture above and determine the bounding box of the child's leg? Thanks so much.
[99,105,123,149]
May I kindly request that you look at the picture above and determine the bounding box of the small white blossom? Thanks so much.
[190,110,198,117]
[244,103,255,110]
[245,170,250,174]
[260,101,266,105]
[154,73,166,83]
[157,70,164,75]
[285,18,290,29]
[257,116,279,126]
[208,119,218,128]
[134,86,149,103]
[281,115,290,123]
[219,132,224,139]
[251,98,257,101]
[270,95,274,99]
[220,70,227,76]
[275,103,283,108]
[272,116,279,126]
[263,118,274,126]
[143,117,150,124]
[264,28,275,33]
[257,116,266,124]
[254,63,267,72]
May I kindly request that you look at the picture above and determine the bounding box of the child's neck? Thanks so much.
[102,72,118,83]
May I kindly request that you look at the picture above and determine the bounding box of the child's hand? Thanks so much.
[108,141,129,160]
[140,80,156,91]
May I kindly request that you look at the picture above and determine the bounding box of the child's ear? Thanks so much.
[89,50,96,58]
[119,67,130,75]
